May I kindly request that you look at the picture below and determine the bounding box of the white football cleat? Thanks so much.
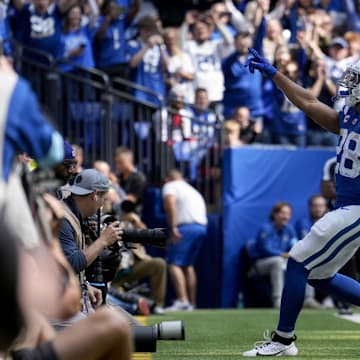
[243,331,298,357]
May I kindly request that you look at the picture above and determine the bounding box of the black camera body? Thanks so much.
[101,214,167,249]
[88,215,166,283]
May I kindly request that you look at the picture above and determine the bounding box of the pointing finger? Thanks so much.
[248,47,260,59]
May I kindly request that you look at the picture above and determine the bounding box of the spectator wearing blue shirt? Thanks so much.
[94,0,140,79]
[188,88,218,180]
[190,88,218,147]
[221,30,264,132]
[271,60,307,147]
[247,202,297,308]
[126,14,168,105]
[13,0,77,61]
[304,57,338,147]
[60,4,96,73]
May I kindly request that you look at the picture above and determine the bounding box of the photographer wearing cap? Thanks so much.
[58,169,123,312]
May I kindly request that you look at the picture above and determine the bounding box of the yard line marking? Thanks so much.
[335,313,360,324]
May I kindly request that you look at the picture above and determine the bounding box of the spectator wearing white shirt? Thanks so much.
[163,27,195,104]
[162,169,207,312]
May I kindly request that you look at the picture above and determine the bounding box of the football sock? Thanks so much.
[272,332,296,344]
[277,258,309,333]
[276,329,295,339]
[309,273,360,306]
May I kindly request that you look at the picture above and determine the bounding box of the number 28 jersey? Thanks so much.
[335,105,360,208]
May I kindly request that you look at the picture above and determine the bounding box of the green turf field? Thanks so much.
[148,309,360,359]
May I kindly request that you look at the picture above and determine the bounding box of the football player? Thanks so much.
[243,48,360,357]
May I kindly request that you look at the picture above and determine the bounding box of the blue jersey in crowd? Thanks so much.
[2,73,64,181]
[94,15,128,69]
[222,51,264,118]
[14,3,64,59]
[60,25,95,72]
[271,87,306,136]
[126,40,166,105]
[334,106,360,208]
[295,215,314,241]
[248,222,298,261]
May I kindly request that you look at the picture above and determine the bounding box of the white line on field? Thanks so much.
[335,313,360,324]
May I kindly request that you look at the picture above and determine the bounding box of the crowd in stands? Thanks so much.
[3,0,360,150]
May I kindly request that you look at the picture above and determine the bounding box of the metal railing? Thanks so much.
[12,42,223,210]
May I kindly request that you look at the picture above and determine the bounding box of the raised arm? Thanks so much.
[127,0,141,23]
[246,48,339,134]
[225,0,254,34]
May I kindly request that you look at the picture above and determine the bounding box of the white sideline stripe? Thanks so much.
[335,313,360,323]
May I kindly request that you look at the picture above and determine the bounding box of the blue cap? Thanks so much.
[330,37,348,49]
[64,141,75,160]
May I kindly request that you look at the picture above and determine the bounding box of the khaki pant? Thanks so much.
[115,257,167,307]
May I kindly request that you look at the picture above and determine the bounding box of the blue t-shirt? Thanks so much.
[94,15,128,69]
[222,52,264,118]
[60,25,95,72]
[271,87,306,135]
[15,3,64,59]
[248,222,298,261]
[126,39,165,105]
[334,106,360,207]
[3,76,63,180]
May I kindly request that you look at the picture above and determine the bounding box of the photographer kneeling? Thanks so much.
[57,169,135,323]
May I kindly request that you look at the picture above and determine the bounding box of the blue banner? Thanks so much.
[221,146,335,307]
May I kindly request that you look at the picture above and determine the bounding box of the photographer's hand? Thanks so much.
[99,221,123,247]
[83,221,123,267]
[245,48,277,78]
[87,284,103,308]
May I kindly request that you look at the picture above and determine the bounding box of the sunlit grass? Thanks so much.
[148,309,360,359]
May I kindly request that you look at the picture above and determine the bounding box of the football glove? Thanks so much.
[245,47,277,78]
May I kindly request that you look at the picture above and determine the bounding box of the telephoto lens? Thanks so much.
[155,320,185,340]
[132,320,185,352]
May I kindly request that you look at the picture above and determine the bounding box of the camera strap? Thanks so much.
[80,283,95,314]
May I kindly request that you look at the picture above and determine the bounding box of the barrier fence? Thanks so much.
[13,42,224,210]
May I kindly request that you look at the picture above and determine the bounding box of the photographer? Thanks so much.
[58,169,123,313]
[60,168,122,272]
